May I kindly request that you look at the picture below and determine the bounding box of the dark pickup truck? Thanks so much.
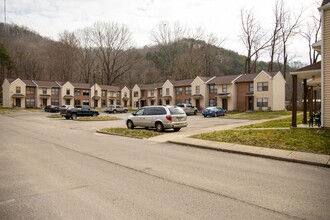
[60,105,99,119]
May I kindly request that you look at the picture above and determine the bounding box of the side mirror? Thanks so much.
[132,113,137,116]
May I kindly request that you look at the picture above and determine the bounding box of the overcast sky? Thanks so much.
[2,0,321,64]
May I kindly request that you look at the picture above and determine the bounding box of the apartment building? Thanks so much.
[2,70,286,112]
[2,79,126,108]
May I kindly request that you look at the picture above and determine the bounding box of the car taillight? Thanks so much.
[166,115,172,121]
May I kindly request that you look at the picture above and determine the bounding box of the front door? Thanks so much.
[222,99,228,110]
[195,99,200,110]
[43,99,47,107]
[94,100,98,108]
[248,97,253,111]
[15,98,21,107]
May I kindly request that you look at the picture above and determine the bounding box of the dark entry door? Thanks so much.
[94,100,98,108]
[16,98,21,107]
[43,99,47,107]
[248,97,253,111]
[222,99,228,110]
[195,99,200,110]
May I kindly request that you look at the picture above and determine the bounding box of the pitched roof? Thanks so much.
[99,85,120,91]
[208,74,241,85]
[235,73,258,82]
[172,78,194,86]
[198,76,214,82]
[22,80,36,87]
[322,0,330,6]
[71,82,92,89]
[138,83,163,90]
[33,80,59,87]
[5,78,16,83]
[293,61,321,72]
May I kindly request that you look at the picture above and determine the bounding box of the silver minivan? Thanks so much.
[126,106,188,132]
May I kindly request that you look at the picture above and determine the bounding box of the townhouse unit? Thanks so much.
[2,79,128,108]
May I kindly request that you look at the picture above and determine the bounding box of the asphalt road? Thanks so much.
[0,112,330,220]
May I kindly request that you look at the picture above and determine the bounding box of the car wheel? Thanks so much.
[127,120,134,129]
[173,128,181,132]
[194,110,197,115]
[124,109,128,113]
[203,115,207,118]
[65,116,70,120]
[92,112,97,117]
[113,110,117,114]
[155,122,164,132]
[71,113,77,120]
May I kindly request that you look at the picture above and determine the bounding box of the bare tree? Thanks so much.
[300,14,321,64]
[75,27,97,83]
[280,2,303,78]
[268,0,283,72]
[90,21,137,85]
[240,9,272,74]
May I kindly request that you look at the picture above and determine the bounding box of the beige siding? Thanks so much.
[121,86,131,107]
[90,84,102,108]
[9,79,26,108]
[2,80,10,107]
[36,87,51,107]
[60,82,74,106]
[162,80,174,105]
[323,8,330,127]
[272,73,286,110]
[132,84,141,108]
[254,71,272,111]
[191,77,207,109]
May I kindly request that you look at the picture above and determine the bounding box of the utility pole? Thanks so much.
[4,0,6,24]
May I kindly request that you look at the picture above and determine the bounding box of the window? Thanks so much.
[26,87,35,95]
[175,88,183,95]
[196,86,200,94]
[51,88,59,95]
[74,89,81,96]
[16,86,21,93]
[166,88,170,96]
[116,92,120,97]
[209,85,217,94]
[185,87,191,95]
[124,92,127,97]
[249,83,254,92]
[51,99,59,106]
[42,88,47,95]
[134,91,139,97]
[83,90,90,96]
[101,91,106,97]
[26,99,35,107]
[74,99,81,106]
[150,90,154,96]
[222,84,227,93]
[159,89,163,97]
[209,99,217,107]
[95,90,98,96]
[66,89,70,95]
[257,82,268,91]
[83,100,90,105]
[257,98,268,107]
[144,107,166,115]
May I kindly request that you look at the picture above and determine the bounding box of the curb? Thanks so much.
[168,140,330,168]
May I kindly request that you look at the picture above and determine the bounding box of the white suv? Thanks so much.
[126,106,188,132]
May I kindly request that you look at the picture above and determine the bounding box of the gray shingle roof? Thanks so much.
[172,79,194,86]
[235,73,258,82]
[33,80,59,87]
[208,75,241,85]
[71,82,92,89]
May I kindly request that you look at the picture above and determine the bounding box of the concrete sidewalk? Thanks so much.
[168,137,330,168]
[147,114,330,168]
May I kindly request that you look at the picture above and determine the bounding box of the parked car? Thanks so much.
[44,105,60,112]
[104,105,128,113]
[202,107,227,117]
[60,105,99,119]
[176,103,198,115]
[126,105,188,132]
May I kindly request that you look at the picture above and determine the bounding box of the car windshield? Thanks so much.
[169,107,185,115]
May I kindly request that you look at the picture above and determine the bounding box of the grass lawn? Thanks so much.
[99,128,162,139]
[191,129,330,155]
[226,111,293,120]
[239,114,303,128]
[47,114,62,118]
